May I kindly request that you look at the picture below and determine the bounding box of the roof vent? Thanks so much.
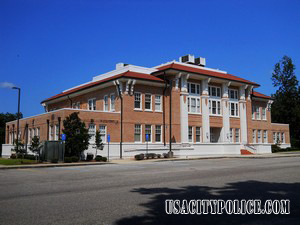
[116,63,129,70]
[179,54,195,64]
[195,57,206,67]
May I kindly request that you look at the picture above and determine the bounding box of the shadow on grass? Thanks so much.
[116,181,300,225]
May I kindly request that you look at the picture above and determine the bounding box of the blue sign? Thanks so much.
[146,134,149,141]
[61,134,66,141]
[107,134,110,143]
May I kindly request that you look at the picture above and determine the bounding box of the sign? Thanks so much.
[61,134,66,141]
[107,134,110,143]
[146,134,149,142]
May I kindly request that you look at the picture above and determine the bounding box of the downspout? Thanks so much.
[114,80,123,159]
[58,117,61,140]
[67,95,72,108]
[25,123,28,151]
[169,78,173,155]
[162,71,168,146]
[47,120,50,140]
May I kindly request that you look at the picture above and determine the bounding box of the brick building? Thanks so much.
[2,55,290,158]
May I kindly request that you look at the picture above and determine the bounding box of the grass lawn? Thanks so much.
[0,158,38,165]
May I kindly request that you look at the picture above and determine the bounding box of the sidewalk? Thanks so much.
[1,152,300,170]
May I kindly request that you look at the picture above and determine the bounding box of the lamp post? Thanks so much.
[12,87,21,153]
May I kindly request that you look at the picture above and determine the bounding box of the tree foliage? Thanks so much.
[29,136,42,161]
[62,112,90,157]
[271,56,300,147]
[93,130,103,156]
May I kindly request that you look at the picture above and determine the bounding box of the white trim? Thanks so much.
[134,124,142,143]
[195,126,201,143]
[88,98,96,111]
[134,92,142,110]
[110,93,115,112]
[154,95,162,112]
[188,126,193,143]
[144,93,152,111]
[155,125,162,143]
[99,125,107,144]
[104,95,109,111]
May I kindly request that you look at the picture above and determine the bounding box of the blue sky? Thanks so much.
[1,0,300,117]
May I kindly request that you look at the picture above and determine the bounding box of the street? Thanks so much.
[0,157,300,225]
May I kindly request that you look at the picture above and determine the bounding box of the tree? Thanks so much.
[62,112,90,158]
[11,140,26,157]
[0,112,23,155]
[93,130,104,156]
[29,136,43,161]
[271,55,300,147]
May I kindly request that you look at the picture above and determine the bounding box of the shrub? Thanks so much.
[64,157,72,163]
[101,157,107,162]
[271,144,281,153]
[134,153,144,160]
[285,147,292,151]
[24,154,36,160]
[17,154,23,159]
[163,153,169,158]
[10,154,16,159]
[86,153,94,161]
[157,154,161,159]
[95,155,102,161]
[71,156,79,162]
[51,158,58,163]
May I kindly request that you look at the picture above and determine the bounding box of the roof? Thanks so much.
[41,71,164,103]
[155,63,260,86]
[252,91,271,99]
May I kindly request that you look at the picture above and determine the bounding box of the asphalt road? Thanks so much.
[0,157,299,225]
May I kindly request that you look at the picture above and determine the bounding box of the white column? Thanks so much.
[222,82,230,143]
[239,86,248,143]
[180,74,189,143]
[201,79,210,143]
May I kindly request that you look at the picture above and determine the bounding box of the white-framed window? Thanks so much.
[252,106,255,119]
[281,132,285,143]
[188,126,193,143]
[99,125,107,143]
[72,103,76,109]
[134,92,142,110]
[257,130,262,143]
[88,124,96,143]
[263,130,267,143]
[262,107,266,120]
[110,94,115,111]
[145,125,152,142]
[134,124,142,142]
[229,89,238,100]
[72,102,80,109]
[196,127,201,143]
[188,83,200,95]
[104,95,109,111]
[55,124,59,140]
[145,94,152,111]
[252,130,256,143]
[88,98,96,111]
[229,102,239,117]
[155,125,162,143]
[256,106,260,120]
[235,128,240,143]
[273,132,276,143]
[28,128,32,143]
[49,125,53,140]
[277,132,281,143]
[37,127,40,138]
[209,100,221,115]
[188,97,201,113]
[208,86,221,97]
[155,95,162,111]
[229,128,233,143]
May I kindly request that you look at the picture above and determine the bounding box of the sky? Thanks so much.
[1,0,300,117]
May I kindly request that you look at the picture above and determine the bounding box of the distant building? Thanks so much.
[3,54,290,158]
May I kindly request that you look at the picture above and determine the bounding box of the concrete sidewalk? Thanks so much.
[1,152,300,170]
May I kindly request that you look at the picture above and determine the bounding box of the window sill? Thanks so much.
[209,114,222,117]
[230,116,240,118]
[144,109,153,112]
[134,109,143,112]
[155,110,163,113]
[188,112,202,115]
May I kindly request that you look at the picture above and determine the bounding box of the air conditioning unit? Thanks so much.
[116,63,129,70]
[179,54,195,64]
[195,57,206,67]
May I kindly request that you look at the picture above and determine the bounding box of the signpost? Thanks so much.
[61,134,66,141]
[107,134,110,162]
[61,134,66,161]
[146,134,149,157]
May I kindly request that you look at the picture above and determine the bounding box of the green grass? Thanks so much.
[0,158,38,166]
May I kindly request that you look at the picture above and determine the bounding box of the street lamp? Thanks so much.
[12,87,21,153]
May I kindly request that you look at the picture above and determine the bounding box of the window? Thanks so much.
[88,124,96,143]
[188,83,200,95]
[145,94,152,111]
[256,106,260,120]
[257,130,262,143]
[155,95,162,111]
[263,130,267,143]
[252,106,255,119]
[208,86,221,97]
[252,130,256,143]
[37,127,40,138]
[76,102,80,109]
[262,107,266,120]
[88,98,96,111]
[99,125,106,143]
[235,128,240,143]
[273,132,276,143]
[145,125,152,142]
[55,124,59,140]
[281,132,285,143]
[72,103,76,109]
[229,102,239,117]
[134,93,141,109]
[49,125,53,140]
[104,95,108,111]
[72,102,80,109]
[209,100,221,115]
[28,128,32,143]
[188,97,201,113]
[196,127,201,143]
[110,94,115,111]
[277,132,281,143]
[230,128,233,143]
[229,89,238,100]
[134,124,141,142]
[155,125,162,142]
[188,126,193,143]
